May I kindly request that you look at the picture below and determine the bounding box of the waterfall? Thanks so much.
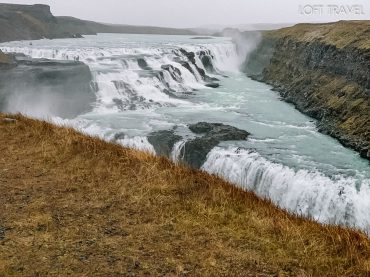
[0,39,239,113]
[202,147,370,233]
[170,140,186,164]
[2,34,369,234]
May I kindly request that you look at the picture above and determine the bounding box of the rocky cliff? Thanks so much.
[0,52,95,118]
[0,4,62,42]
[245,21,370,160]
[0,3,196,43]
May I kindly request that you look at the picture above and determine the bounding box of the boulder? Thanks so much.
[137,58,151,70]
[146,122,250,168]
[205,83,220,88]
[147,130,182,157]
[183,122,249,168]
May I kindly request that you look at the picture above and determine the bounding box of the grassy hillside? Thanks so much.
[0,114,369,276]
[266,20,370,49]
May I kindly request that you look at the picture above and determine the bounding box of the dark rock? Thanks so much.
[137,58,151,70]
[189,122,215,134]
[147,130,182,157]
[177,49,221,86]
[0,54,95,118]
[201,55,214,72]
[189,122,249,142]
[161,64,182,82]
[114,132,126,140]
[183,122,249,168]
[0,226,8,240]
[199,50,216,73]
[360,148,370,160]
[72,33,83,38]
[190,37,214,40]
[179,48,196,64]
[205,83,220,88]
[204,76,220,82]
[147,123,249,168]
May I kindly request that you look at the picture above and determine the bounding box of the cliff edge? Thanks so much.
[245,21,370,160]
[0,3,195,43]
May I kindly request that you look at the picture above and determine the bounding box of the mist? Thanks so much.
[0,57,96,119]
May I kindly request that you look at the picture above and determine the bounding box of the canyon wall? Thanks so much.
[245,21,370,160]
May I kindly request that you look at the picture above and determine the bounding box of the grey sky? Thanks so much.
[2,0,370,28]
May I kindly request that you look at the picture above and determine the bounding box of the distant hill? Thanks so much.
[0,3,196,42]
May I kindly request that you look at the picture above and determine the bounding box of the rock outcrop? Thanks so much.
[0,3,196,43]
[148,122,249,168]
[183,122,249,168]
[177,48,221,88]
[245,21,370,160]
[0,53,95,118]
[148,130,182,157]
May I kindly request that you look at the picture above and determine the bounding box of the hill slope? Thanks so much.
[0,114,369,276]
[0,3,196,42]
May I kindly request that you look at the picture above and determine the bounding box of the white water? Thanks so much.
[1,34,369,233]
[203,147,370,231]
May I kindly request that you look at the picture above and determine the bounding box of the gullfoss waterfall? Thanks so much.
[1,34,370,233]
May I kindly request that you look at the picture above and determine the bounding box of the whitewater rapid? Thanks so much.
[1,34,369,233]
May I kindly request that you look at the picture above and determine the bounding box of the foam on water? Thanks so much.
[202,147,370,232]
[170,140,187,164]
[1,36,239,113]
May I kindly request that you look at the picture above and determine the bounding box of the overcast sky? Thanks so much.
[2,0,369,28]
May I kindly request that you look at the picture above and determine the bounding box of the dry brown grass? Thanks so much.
[0,113,369,276]
[266,20,370,49]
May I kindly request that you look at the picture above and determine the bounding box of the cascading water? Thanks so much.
[202,147,370,231]
[0,35,239,114]
[170,140,187,164]
[1,33,369,233]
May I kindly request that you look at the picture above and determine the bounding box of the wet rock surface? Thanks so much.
[177,48,221,88]
[148,122,249,169]
[161,64,183,83]
[147,130,182,157]
[0,53,95,118]
[137,58,151,70]
[183,123,250,168]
